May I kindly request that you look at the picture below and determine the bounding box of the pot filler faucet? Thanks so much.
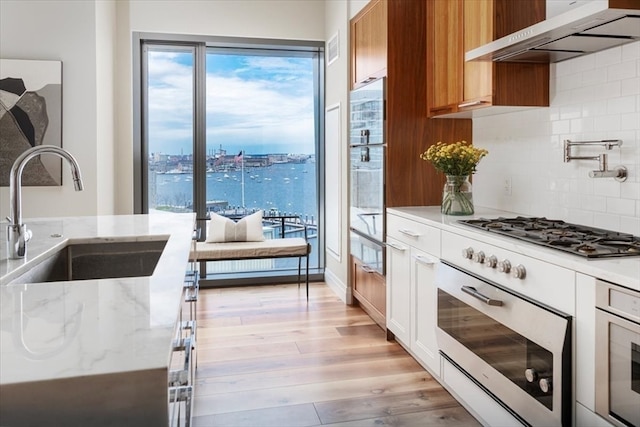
[7,145,84,259]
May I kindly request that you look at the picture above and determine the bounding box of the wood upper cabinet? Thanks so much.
[350,0,387,89]
[428,0,549,117]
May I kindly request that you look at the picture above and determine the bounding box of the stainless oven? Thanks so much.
[595,279,640,427]
[436,261,572,426]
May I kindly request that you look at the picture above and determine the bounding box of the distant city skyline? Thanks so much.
[147,50,316,156]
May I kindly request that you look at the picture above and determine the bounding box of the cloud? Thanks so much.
[147,51,315,155]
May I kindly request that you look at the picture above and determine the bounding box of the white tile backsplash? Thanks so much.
[473,41,640,235]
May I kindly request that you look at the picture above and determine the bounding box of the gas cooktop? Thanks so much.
[458,216,640,259]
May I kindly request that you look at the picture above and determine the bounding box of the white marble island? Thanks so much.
[0,213,195,427]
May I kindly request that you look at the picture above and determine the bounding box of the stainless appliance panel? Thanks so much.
[349,77,385,146]
[436,262,572,426]
[350,144,385,244]
[350,231,384,275]
[595,280,640,427]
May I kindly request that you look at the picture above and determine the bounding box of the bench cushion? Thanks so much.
[190,237,309,261]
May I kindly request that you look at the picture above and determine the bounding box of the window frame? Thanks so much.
[132,32,326,279]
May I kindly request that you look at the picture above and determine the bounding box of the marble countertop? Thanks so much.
[388,206,640,291]
[0,213,195,385]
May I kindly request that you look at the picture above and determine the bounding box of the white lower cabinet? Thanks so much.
[386,213,441,376]
[386,236,411,344]
[410,248,439,374]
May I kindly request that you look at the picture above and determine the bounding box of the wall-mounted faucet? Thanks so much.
[563,139,627,182]
[7,145,84,259]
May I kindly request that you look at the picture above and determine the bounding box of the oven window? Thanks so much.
[438,289,554,410]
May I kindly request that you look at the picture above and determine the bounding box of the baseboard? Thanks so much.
[324,268,349,303]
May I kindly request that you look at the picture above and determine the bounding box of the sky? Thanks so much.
[147,49,316,156]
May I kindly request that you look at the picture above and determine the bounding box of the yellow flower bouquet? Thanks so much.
[420,141,488,215]
[420,140,488,176]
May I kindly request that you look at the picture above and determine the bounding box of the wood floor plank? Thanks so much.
[193,403,320,427]
[192,283,480,426]
[197,325,343,349]
[193,372,441,417]
[314,388,462,424]
[195,355,424,396]
[317,406,481,427]
[194,343,410,379]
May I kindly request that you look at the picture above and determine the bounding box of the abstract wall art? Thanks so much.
[0,59,62,186]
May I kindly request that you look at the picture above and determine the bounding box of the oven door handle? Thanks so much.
[461,285,503,306]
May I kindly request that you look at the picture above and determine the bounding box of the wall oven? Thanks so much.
[595,279,640,427]
[349,77,385,272]
[436,261,572,426]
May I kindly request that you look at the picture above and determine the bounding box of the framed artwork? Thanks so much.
[0,59,62,186]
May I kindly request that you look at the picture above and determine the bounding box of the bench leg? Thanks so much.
[305,253,309,301]
[297,257,302,289]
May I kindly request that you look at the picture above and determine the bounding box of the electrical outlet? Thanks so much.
[503,177,512,196]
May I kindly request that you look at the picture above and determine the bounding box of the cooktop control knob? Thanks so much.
[472,251,485,263]
[462,247,474,259]
[511,264,527,279]
[486,255,498,268]
[524,368,538,383]
[539,378,552,393]
[497,260,511,273]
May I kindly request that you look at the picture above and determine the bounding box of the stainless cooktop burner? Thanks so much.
[458,216,640,259]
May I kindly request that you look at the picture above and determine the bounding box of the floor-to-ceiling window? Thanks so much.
[134,34,325,281]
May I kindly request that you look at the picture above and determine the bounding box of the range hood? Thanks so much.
[466,0,640,63]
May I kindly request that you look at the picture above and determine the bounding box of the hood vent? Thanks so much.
[466,1,640,63]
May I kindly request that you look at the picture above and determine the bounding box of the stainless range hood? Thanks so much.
[466,0,640,63]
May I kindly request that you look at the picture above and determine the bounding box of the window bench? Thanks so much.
[189,215,312,299]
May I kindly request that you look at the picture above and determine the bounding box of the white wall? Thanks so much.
[324,0,350,301]
[0,0,103,220]
[473,41,640,235]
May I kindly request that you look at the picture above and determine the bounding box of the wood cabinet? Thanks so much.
[350,0,387,89]
[386,213,441,375]
[350,0,471,327]
[427,0,549,118]
[351,255,386,329]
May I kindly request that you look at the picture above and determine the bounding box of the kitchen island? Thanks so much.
[0,213,195,427]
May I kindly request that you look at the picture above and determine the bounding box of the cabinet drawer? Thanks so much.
[387,214,440,256]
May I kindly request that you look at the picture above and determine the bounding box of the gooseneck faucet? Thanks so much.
[7,145,84,259]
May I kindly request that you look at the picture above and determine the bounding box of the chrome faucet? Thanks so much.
[7,145,84,259]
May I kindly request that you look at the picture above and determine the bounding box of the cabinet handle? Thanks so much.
[458,100,489,108]
[398,228,421,237]
[361,265,376,273]
[386,242,407,251]
[413,255,437,265]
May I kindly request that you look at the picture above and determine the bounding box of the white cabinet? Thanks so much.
[410,249,439,373]
[386,213,441,375]
[386,236,411,344]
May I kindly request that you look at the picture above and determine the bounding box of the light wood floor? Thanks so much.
[192,282,481,427]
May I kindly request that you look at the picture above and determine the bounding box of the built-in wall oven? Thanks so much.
[595,279,640,427]
[349,76,386,274]
[436,261,572,426]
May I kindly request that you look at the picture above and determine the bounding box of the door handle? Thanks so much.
[461,285,503,306]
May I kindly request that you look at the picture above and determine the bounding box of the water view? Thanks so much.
[150,155,317,222]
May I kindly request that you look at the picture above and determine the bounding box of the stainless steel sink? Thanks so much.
[8,238,169,284]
